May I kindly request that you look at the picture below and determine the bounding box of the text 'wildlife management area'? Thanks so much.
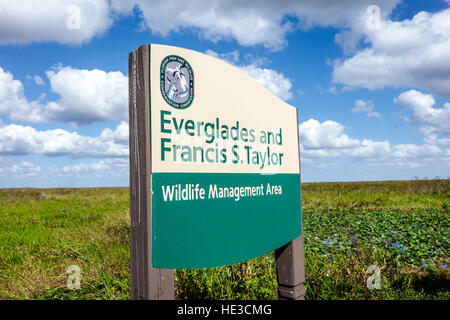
[161,182,284,202]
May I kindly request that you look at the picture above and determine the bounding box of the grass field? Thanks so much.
[0,180,448,300]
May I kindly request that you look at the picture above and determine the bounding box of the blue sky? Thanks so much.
[0,0,449,187]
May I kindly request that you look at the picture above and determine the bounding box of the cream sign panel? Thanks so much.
[150,44,300,175]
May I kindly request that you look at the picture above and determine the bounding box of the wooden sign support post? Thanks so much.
[129,44,305,300]
[275,236,305,300]
[275,110,305,300]
[129,45,174,299]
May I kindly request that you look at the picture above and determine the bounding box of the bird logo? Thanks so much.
[160,55,194,109]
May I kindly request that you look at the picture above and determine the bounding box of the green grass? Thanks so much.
[0,188,130,299]
[0,180,448,300]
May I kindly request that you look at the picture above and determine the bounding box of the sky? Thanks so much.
[0,0,449,188]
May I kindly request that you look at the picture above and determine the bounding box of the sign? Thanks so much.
[146,44,302,269]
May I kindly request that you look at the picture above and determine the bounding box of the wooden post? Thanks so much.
[275,108,305,300]
[275,236,305,299]
[129,45,174,300]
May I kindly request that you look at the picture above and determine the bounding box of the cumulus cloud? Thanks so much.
[206,49,294,101]
[346,139,391,158]
[1,55,292,126]
[298,118,446,164]
[394,89,450,134]
[46,65,128,124]
[299,119,360,150]
[391,143,442,158]
[0,0,112,45]
[0,67,51,123]
[0,65,128,125]
[0,1,402,50]
[0,121,129,157]
[111,0,400,50]
[422,130,450,147]
[239,64,293,101]
[333,8,450,96]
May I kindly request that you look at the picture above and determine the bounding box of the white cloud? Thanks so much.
[352,100,373,113]
[0,67,23,110]
[62,161,109,173]
[0,121,129,157]
[99,121,129,144]
[33,75,44,86]
[394,89,450,134]
[59,158,129,174]
[346,139,391,158]
[0,161,41,177]
[0,65,128,125]
[0,1,402,50]
[0,67,50,123]
[299,118,445,164]
[422,130,450,147]
[333,8,450,96]
[26,75,45,86]
[367,111,383,119]
[352,100,383,119]
[392,90,450,153]
[206,49,294,101]
[391,143,442,158]
[0,158,130,182]
[299,119,360,150]
[0,0,112,45]
[111,0,400,50]
[42,158,128,179]
[2,56,292,126]
[239,64,293,101]
[205,49,240,64]
[46,65,128,124]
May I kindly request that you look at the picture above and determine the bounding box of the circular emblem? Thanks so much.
[160,55,194,109]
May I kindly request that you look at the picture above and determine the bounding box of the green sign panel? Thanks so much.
[149,44,302,269]
[152,173,301,268]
